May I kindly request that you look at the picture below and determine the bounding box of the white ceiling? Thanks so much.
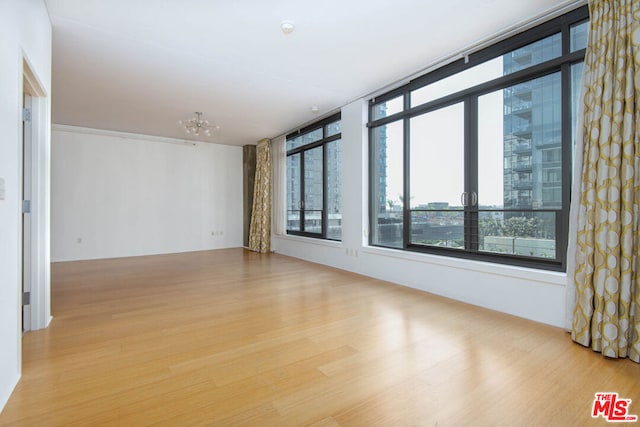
[46,0,582,146]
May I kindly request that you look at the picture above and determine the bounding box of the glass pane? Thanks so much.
[304,211,322,234]
[326,120,341,137]
[372,96,403,120]
[410,102,464,210]
[287,211,300,232]
[412,58,502,107]
[484,72,561,210]
[410,211,464,249]
[302,128,323,145]
[479,211,556,259]
[570,21,589,52]
[286,135,303,151]
[571,62,584,162]
[371,121,403,248]
[503,33,561,74]
[304,146,323,234]
[411,33,561,108]
[286,153,301,231]
[478,89,505,209]
[287,128,323,151]
[326,139,342,240]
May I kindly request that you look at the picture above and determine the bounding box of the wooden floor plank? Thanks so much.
[1,248,638,426]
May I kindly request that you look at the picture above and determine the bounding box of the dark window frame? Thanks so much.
[368,6,589,271]
[286,113,342,240]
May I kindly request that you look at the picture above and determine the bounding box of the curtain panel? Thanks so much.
[271,136,286,237]
[570,0,640,362]
[248,138,272,253]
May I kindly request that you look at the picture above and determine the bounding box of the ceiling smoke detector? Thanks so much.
[281,21,295,35]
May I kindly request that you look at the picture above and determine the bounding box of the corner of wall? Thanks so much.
[0,0,52,413]
[0,373,20,415]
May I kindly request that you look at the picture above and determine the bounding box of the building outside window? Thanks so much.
[286,114,342,240]
[369,7,588,270]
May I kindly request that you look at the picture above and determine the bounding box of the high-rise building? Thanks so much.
[373,123,388,214]
[502,35,563,211]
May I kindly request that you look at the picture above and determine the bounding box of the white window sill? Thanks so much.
[273,233,342,248]
[361,245,567,286]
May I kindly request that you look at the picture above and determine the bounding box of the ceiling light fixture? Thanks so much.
[178,112,219,136]
[281,20,295,35]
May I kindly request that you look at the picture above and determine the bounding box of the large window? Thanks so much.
[369,7,588,270]
[287,114,342,240]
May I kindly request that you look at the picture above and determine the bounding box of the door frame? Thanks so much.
[22,93,33,332]
[21,56,51,332]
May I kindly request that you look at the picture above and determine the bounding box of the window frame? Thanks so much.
[368,6,589,271]
[286,113,342,240]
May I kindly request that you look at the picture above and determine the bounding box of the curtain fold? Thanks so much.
[570,0,640,362]
[566,10,592,331]
[271,136,286,237]
[565,67,588,331]
[248,138,272,253]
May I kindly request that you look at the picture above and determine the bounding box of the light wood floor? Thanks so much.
[1,248,638,426]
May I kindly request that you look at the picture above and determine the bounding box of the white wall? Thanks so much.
[273,99,568,328]
[0,0,52,412]
[51,127,243,261]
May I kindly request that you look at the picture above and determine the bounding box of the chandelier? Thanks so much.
[178,112,219,136]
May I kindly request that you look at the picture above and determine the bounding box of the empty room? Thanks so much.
[1,0,639,425]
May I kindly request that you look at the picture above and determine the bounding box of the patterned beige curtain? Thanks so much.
[571,0,640,362]
[248,139,272,253]
[271,136,287,236]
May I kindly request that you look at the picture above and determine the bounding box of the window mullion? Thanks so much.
[300,150,305,233]
[465,97,479,252]
[322,143,327,238]
[403,94,411,249]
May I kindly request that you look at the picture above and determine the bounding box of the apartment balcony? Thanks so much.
[511,49,533,65]
[512,125,532,137]
[513,180,533,190]
[542,160,562,168]
[512,111,532,121]
[511,84,533,100]
[536,138,562,148]
[512,161,533,171]
[514,199,533,209]
[511,100,532,114]
[513,142,532,153]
